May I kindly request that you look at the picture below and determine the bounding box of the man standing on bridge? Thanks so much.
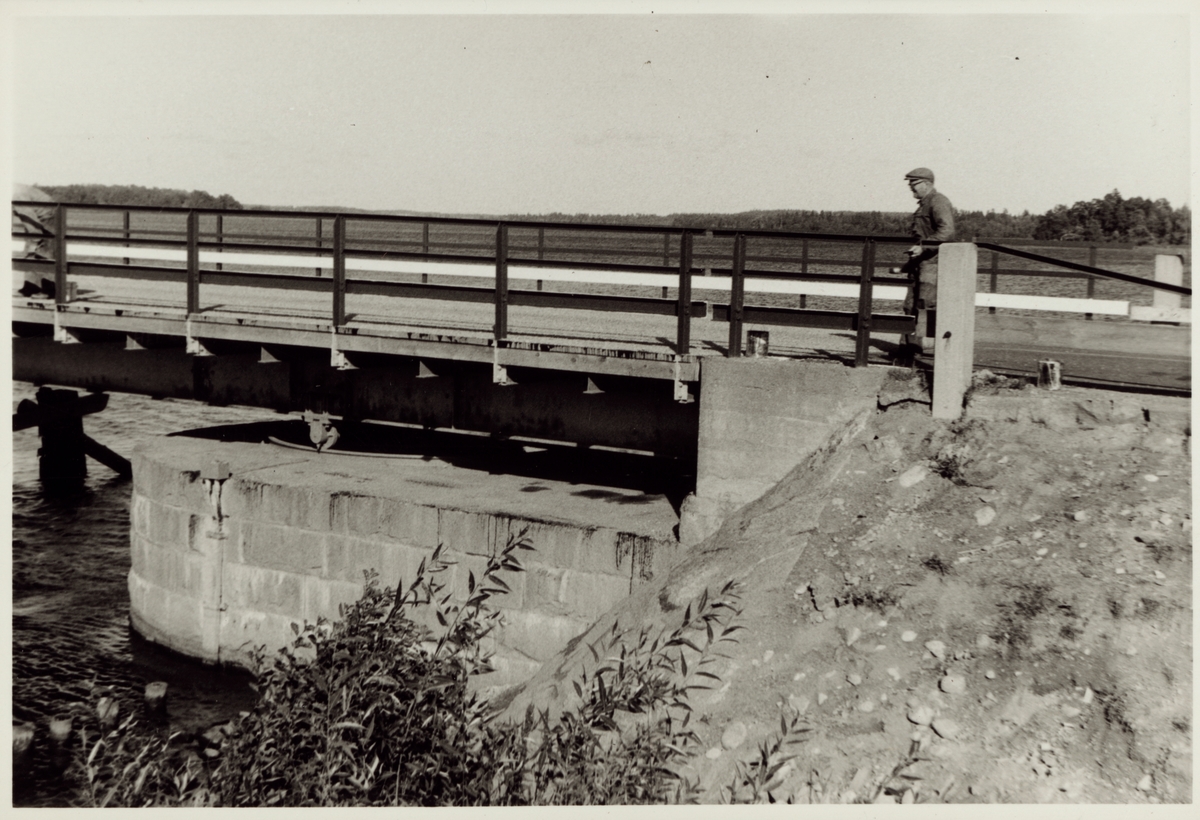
[900,167,955,358]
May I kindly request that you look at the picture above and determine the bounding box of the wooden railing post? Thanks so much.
[215,214,223,272]
[987,250,997,314]
[53,204,67,305]
[122,210,131,266]
[315,218,323,277]
[932,242,978,420]
[421,222,430,283]
[799,238,809,309]
[495,223,509,341]
[185,210,199,313]
[676,231,693,355]
[727,233,746,357]
[853,238,875,366]
[332,215,346,326]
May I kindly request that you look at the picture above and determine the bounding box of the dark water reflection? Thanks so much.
[11,385,270,805]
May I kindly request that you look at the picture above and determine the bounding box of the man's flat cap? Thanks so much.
[904,167,935,183]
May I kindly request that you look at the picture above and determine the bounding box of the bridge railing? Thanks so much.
[14,203,1190,368]
[12,202,921,366]
[973,241,1190,323]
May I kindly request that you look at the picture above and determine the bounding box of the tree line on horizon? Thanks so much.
[513,190,1189,246]
[37,183,244,211]
[32,183,1188,245]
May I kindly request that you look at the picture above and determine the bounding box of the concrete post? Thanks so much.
[932,243,977,420]
[1153,254,1184,310]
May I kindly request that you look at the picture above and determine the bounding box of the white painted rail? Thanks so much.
[11,239,1179,319]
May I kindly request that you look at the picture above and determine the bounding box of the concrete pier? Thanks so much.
[128,357,913,684]
[128,433,680,686]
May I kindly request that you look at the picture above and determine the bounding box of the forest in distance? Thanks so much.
[33,183,1191,247]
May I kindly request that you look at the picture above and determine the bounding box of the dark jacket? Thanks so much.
[910,189,955,252]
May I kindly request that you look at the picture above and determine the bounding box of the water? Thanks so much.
[11,384,274,804]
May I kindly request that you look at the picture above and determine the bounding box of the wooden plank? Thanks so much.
[1129,305,1190,324]
[710,304,915,334]
[975,292,1129,315]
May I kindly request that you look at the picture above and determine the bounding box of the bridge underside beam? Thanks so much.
[12,335,699,458]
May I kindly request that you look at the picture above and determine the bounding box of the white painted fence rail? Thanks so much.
[9,239,1186,322]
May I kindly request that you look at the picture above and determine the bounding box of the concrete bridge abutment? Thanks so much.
[679,357,892,545]
[127,436,680,687]
[129,355,904,684]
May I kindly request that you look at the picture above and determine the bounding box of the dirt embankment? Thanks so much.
[502,378,1192,804]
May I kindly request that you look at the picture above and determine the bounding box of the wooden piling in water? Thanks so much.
[13,723,35,774]
[144,682,168,718]
[48,715,74,774]
[48,715,73,746]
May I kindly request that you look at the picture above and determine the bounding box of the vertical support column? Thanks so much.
[800,238,809,309]
[493,223,511,384]
[676,231,693,355]
[186,210,199,314]
[1153,254,1184,311]
[987,250,998,314]
[122,210,131,266]
[315,218,323,277]
[421,222,430,283]
[495,223,509,341]
[1085,245,1097,320]
[932,243,978,420]
[332,215,346,326]
[215,213,224,272]
[853,238,875,367]
[53,204,67,304]
[727,233,746,357]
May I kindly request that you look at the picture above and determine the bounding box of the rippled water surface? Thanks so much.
[11,385,280,803]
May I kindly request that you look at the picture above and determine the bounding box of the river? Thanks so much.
[11,384,274,805]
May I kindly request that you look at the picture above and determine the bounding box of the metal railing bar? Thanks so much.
[977,241,1191,296]
[53,204,66,304]
[495,224,508,342]
[186,211,200,313]
[854,239,875,366]
[711,303,916,334]
[676,232,694,355]
[727,233,746,357]
[332,215,346,326]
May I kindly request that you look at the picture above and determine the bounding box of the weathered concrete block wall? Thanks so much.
[128,440,676,686]
[680,357,889,545]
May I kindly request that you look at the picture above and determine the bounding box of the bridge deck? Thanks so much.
[14,270,904,379]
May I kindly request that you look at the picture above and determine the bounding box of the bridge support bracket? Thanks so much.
[185,318,213,357]
[330,329,357,370]
[492,345,515,386]
[673,357,695,404]
[52,310,80,345]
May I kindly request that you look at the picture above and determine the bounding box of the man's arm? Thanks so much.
[928,194,955,242]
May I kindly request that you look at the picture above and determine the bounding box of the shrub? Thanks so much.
[61,532,748,806]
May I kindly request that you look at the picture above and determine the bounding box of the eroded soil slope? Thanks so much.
[502,381,1192,804]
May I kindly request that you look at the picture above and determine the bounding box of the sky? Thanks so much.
[1,1,1192,217]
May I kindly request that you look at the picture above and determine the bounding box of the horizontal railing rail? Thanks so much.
[14,201,1188,368]
[976,241,1190,296]
[13,201,926,365]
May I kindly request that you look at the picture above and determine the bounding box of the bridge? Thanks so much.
[10,201,1191,680]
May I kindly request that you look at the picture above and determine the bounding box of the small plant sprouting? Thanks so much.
[722,707,811,804]
[865,738,930,804]
[921,554,952,576]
